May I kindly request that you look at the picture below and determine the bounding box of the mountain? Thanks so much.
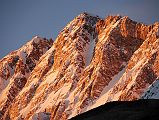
[0,36,53,119]
[0,13,159,120]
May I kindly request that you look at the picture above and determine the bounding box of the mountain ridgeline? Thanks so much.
[0,13,159,120]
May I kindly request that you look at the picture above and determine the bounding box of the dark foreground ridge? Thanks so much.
[70,99,159,120]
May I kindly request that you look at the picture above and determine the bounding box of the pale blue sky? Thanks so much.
[0,0,159,58]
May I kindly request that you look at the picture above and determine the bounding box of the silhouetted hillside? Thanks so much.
[71,99,159,120]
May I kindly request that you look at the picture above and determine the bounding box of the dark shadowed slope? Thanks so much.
[71,99,159,120]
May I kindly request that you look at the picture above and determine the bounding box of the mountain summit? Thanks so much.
[0,13,159,120]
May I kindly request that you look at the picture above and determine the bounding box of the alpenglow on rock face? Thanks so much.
[0,13,159,120]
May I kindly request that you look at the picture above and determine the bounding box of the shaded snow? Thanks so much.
[141,80,159,99]
[85,35,96,66]
[33,36,40,43]
[18,51,27,64]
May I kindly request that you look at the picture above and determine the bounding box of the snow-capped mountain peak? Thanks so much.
[0,13,159,120]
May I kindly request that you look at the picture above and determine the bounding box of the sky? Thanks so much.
[0,0,159,59]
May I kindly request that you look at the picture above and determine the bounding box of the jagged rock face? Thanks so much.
[89,22,159,110]
[99,23,159,102]
[0,37,53,118]
[0,13,158,120]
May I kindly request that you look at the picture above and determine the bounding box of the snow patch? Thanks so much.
[45,71,58,84]
[18,51,27,64]
[84,35,96,66]
[33,36,40,43]
[141,80,159,99]
[37,83,71,112]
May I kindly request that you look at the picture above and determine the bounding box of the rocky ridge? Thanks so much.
[0,36,53,118]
